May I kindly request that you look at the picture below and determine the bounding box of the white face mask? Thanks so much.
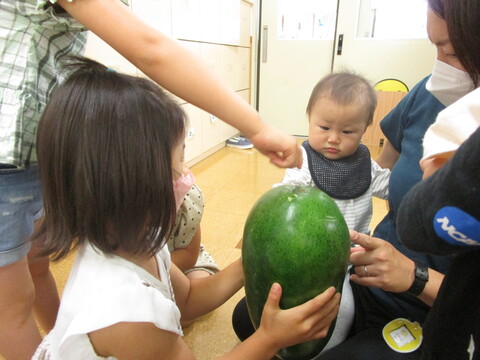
[426,60,475,107]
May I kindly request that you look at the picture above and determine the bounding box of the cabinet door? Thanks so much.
[200,0,221,43]
[362,91,407,147]
[221,46,238,90]
[172,0,201,41]
[237,47,251,90]
[202,111,225,152]
[200,43,222,76]
[220,0,241,45]
[184,103,204,162]
[240,1,252,47]
[131,0,171,35]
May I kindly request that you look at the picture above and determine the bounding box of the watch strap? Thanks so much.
[406,262,429,296]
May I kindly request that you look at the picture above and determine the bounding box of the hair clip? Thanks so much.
[107,67,116,72]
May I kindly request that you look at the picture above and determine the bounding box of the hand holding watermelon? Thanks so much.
[256,283,341,350]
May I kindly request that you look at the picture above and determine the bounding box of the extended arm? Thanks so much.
[58,0,302,168]
[89,283,340,360]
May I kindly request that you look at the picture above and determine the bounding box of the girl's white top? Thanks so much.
[33,243,182,360]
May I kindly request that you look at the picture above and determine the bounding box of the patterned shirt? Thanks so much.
[0,0,128,168]
[0,0,89,167]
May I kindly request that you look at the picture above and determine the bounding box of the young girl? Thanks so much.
[32,57,340,360]
[171,162,219,280]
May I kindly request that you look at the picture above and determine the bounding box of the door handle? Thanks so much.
[262,26,268,63]
[337,33,344,55]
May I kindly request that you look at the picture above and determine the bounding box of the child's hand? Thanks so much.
[257,283,340,350]
[249,124,303,169]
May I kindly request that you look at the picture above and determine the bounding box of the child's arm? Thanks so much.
[88,282,340,360]
[58,0,302,169]
[170,258,244,322]
[170,227,202,272]
[370,159,390,200]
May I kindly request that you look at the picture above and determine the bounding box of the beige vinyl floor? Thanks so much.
[26,140,388,360]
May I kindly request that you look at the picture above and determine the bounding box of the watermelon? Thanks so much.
[242,185,350,360]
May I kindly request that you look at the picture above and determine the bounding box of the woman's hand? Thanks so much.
[248,123,303,169]
[256,283,340,350]
[349,230,415,293]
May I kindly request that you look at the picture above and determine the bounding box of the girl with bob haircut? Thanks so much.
[32,57,341,360]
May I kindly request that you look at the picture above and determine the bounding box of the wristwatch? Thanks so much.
[406,261,429,296]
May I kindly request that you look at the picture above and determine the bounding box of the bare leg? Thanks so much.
[0,256,42,360]
[27,219,60,332]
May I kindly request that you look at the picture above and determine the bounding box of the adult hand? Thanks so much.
[350,231,415,293]
[257,283,340,349]
[248,123,302,169]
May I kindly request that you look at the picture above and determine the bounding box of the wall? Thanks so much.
[83,0,253,165]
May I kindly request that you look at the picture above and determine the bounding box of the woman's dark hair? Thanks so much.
[306,72,377,126]
[34,57,187,260]
[428,0,480,87]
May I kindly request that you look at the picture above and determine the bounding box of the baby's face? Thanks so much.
[308,97,368,160]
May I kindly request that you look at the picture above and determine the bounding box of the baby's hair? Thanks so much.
[306,72,377,126]
[35,57,187,260]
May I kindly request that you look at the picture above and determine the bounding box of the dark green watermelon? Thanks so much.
[242,185,350,360]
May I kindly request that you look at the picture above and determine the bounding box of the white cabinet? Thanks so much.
[199,0,221,43]
[183,103,204,161]
[171,0,201,41]
[131,0,172,35]
[84,0,253,165]
[240,1,252,47]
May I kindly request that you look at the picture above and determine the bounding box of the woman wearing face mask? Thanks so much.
[317,2,477,359]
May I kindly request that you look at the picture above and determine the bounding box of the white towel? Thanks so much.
[422,87,480,160]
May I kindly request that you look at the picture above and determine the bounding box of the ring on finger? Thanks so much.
[363,265,371,277]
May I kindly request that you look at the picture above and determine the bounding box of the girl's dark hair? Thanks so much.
[35,57,187,260]
[428,0,480,87]
[306,72,377,126]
